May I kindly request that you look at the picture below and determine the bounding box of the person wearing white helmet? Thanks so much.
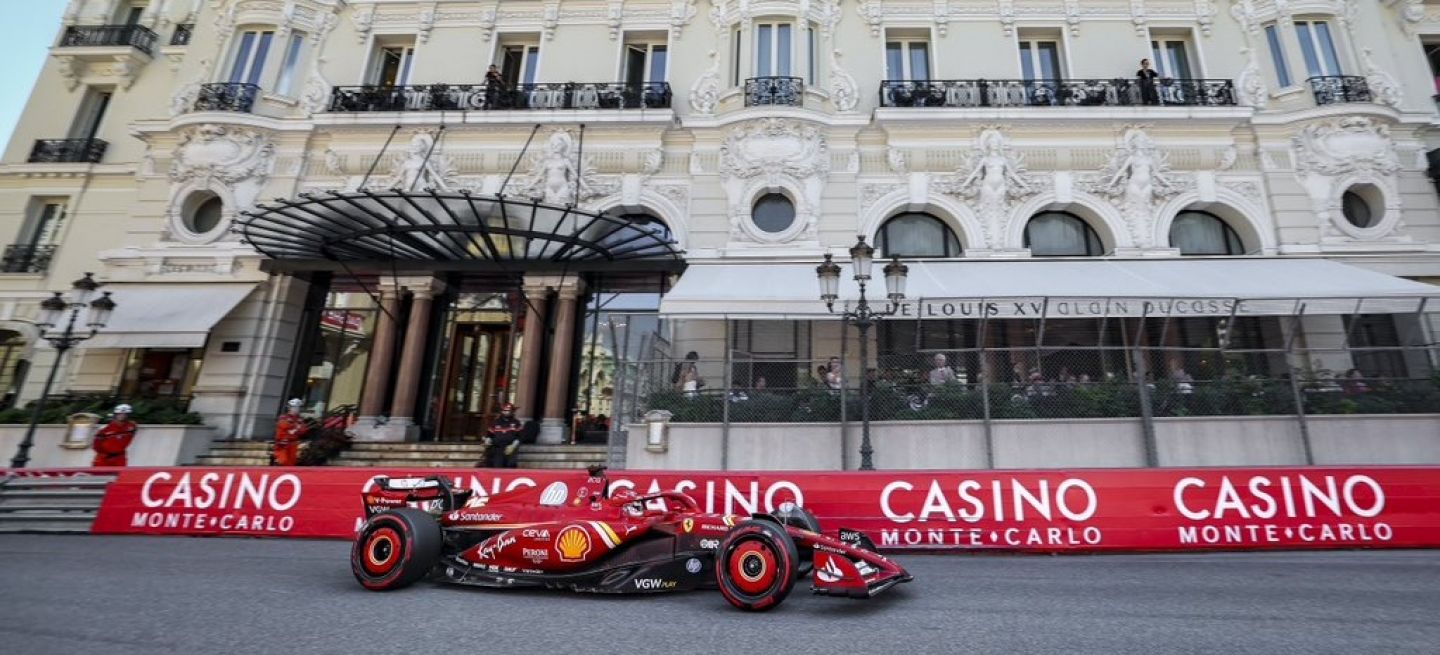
[273,398,309,466]
[92,404,137,467]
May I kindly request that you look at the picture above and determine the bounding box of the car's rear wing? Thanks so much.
[363,475,471,517]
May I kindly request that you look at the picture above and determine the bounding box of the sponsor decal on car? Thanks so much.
[682,518,694,533]
[539,481,570,507]
[556,525,592,561]
[521,528,551,539]
[633,578,677,590]
[686,558,702,574]
[522,548,550,562]
[448,511,504,523]
[816,556,846,583]
[477,534,516,560]
[698,538,720,550]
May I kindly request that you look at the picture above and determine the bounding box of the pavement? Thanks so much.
[0,535,1437,654]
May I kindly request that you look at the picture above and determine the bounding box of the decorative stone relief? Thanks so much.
[542,2,561,40]
[607,0,624,39]
[169,58,211,118]
[1235,48,1268,109]
[934,128,1041,249]
[167,124,275,242]
[886,148,908,175]
[1361,48,1403,109]
[372,130,458,192]
[1065,0,1082,36]
[1291,117,1404,241]
[301,11,340,114]
[934,1,950,37]
[829,49,859,113]
[1086,128,1188,248]
[1130,0,1148,36]
[719,118,830,244]
[670,0,697,38]
[1396,0,1426,35]
[689,50,721,115]
[518,130,616,205]
[479,7,497,41]
[857,0,883,37]
[417,3,437,43]
[1196,0,1215,36]
[999,0,1016,36]
[1229,0,1259,36]
[352,7,374,43]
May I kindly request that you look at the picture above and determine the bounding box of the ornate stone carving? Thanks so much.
[518,130,613,205]
[1065,0,1082,36]
[719,118,830,243]
[479,7,497,41]
[542,2,560,40]
[857,0,883,37]
[999,0,1016,36]
[934,1,950,37]
[935,128,1040,249]
[352,7,373,43]
[1235,48,1268,109]
[608,0,624,39]
[1292,117,1400,178]
[374,130,458,192]
[829,49,859,113]
[417,4,437,43]
[670,0,697,37]
[168,124,275,241]
[1361,48,1403,109]
[1129,0,1148,36]
[1087,128,1188,247]
[886,148,907,175]
[1396,0,1426,35]
[1229,0,1260,36]
[689,50,721,115]
[1196,1,1215,36]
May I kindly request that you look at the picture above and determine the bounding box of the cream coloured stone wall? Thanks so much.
[0,0,1432,437]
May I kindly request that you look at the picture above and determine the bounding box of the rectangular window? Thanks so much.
[732,28,741,85]
[1150,39,1193,79]
[1018,40,1061,81]
[623,41,667,85]
[121,3,145,25]
[1264,24,1292,87]
[69,88,112,141]
[118,348,205,399]
[729,320,812,391]
[21,201,68,248]
[229,30,274,86]
[807,26,817,84]
[1295,20,1343,78]
[372,44,417,87]
[500,44,539,87]
[884,39,930,81]
[754,23,793,77]
[274,32,305,96]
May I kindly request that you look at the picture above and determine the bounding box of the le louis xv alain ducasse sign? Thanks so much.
[879,297,1241,320]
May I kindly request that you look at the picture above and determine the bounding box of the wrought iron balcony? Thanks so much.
[1,245,57,274]
[171,23,193,46]
[1308,76,1372,106]
[59,24,157,55]
[744,76,804,107]
[28,138,107,164]
[327,82,672,112]
[879,78,1238,108]
[193,82,260,113]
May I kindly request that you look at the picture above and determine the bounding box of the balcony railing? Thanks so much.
[193,82,260,113]
[59,24,157,55]
[879,78,1238,108]
[1308,76,1372,106]
[1,245,57,274]
[328,82,672,112]
[744,76,804,107]
[28,138,107,163]
[171,23,193,46]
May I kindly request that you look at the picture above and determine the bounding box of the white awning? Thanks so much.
[659,259,1439,320]
[78,283,258,349]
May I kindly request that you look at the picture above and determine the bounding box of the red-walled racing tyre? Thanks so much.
[351,508,443,591]
[715,519,798,611]
[773,503,821,578]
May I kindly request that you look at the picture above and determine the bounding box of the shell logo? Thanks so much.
[556,525,591,562]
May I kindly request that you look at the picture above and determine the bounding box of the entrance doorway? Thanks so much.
[438,323,511,440]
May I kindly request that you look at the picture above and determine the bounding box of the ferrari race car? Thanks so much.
[351,466,911,611]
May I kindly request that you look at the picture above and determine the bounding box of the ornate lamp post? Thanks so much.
[9,273,116,468]
[817,236,908,470]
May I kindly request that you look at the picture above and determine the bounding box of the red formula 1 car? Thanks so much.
[351,467,910,611]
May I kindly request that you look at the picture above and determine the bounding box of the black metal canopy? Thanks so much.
[237,190,685,274]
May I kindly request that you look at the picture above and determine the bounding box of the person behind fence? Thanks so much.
[484,402,522,468]
[91,404,137,467]
[825,357,844,391]
[273,398,309,466]
[928,353,958,386]
[672,351,704,396]
[1169,364,1195,394]
[1137,58,1161,105]
[1342,369,1370,394]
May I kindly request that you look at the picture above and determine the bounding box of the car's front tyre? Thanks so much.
[351,508,442,591]
[715,519,798,611]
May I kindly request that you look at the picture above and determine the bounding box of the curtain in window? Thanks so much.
[1170,212,1240,255]
[1026,212,1098,256]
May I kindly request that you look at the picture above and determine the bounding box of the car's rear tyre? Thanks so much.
[715,519,798,611]
[773,503,821,578]
[351,508,442,591]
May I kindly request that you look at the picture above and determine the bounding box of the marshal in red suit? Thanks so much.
[273,399,309,466]
[92,404,137,467]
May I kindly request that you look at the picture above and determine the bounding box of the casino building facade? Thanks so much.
[0,0,1438,466]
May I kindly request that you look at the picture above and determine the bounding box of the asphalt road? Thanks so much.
[1,535,1437,655]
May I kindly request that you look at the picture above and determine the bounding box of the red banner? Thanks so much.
[89,466,1440,552]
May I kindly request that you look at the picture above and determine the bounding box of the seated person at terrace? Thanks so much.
[927,353,958,386]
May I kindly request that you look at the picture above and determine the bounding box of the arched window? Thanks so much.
[1023,212,1103,257]
[1170,211,1243,255]
[597,213,673,257]
[876,212,962,258]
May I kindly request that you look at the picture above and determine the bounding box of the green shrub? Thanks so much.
[0,394,204,425]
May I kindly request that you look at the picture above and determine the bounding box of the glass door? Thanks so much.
[439,323,509,440]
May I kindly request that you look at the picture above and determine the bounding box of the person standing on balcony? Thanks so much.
[91,404,136,467]
[484,64,505,109]
[273,399,309,467]
[672,351,704,396]
[1137,59,1161,105]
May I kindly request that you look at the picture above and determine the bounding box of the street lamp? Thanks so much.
[9,273,116,468]
[816,236,908,470]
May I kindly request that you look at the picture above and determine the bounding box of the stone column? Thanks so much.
[388,277,445,436]
[513,281,550,424]
[357,285,401,421]
[540,278,584,444]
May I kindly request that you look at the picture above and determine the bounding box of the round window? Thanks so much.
[1341,189,1375,229]
[188,195,224,235]
[751,193,796,234]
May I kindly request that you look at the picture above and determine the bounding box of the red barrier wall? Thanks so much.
[85,466,1440,552]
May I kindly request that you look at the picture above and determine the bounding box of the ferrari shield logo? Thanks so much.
[682,519,694,533]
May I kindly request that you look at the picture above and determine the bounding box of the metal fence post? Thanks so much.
[1286,304,1314,464]
[1134,309,1158,467]
[978,300,994,469]
[838,314,850,469]
[721,317,732,471]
